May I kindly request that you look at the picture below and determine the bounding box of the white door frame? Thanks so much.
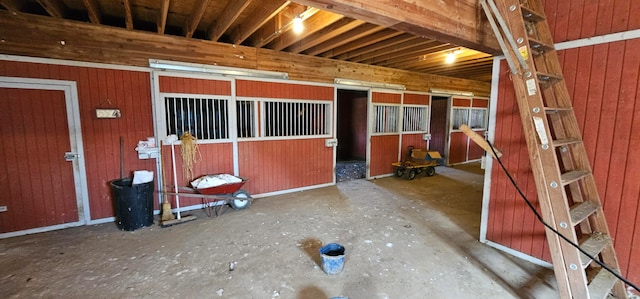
[0,76,89,238]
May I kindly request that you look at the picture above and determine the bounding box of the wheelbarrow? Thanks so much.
[164,175,252,217]
[392,147,442,180]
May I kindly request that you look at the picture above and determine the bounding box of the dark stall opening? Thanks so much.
[336,89,368,182]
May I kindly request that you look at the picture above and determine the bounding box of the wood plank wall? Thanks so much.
[401,93,430,160]
[488,0,640,281]
[369,92,402,177]
[0,60,155,220]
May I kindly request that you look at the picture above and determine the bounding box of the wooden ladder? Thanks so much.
[479,0,628,298]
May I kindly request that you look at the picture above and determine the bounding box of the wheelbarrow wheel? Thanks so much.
[230,190,251,210]
[425,166,436,177]
[395,167,406,177]
[408,169,417,180]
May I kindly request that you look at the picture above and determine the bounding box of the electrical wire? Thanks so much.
[485,140,640,293]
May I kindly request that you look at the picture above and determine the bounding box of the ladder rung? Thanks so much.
[544,107,573,113]
[553,138,582,147]
[588,268,619,299]
[579,233,611,268]
[529,38,554,53]
[521,6,545,22]
[570,200,600,225]
[561,170,590,185]
[537,71,563,83]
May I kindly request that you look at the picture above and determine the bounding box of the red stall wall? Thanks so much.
[0,60,155,221]
[487,4,640,281]
[369,91,402,177]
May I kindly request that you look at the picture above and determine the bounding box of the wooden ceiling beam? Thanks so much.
[322,29,403,58]
[123,0,133,30]
[268,8,344,51]
[375,43,453,67]
[231,0,290,45]
[350,37,430,63]
[36,0,66,18]
[0,0,24,13]
[283,18,359,53]
[184,0,210,38]
[415,57,493,73]
[334,33,415,61]
[408,54,493,71]
[294,0,500,54]
[304,23,385,56]
[248,3,309,47]
[157,0,170,34]
[209,0,252,41]
[81,0,101,24]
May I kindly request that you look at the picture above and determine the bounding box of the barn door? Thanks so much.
[0,78,87,237]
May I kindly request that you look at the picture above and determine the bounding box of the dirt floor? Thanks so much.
[0,163,560,298]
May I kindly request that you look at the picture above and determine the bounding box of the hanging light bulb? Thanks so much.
[445,51,456,64]
[293,16,304,34]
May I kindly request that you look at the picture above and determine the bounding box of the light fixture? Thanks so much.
[149,59,289,80]
[293,16,304,34]
[430,88,474,97]
[335,78,405,90]
[444,48,463,64]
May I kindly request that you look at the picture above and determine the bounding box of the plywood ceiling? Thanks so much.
[0,0,494,82]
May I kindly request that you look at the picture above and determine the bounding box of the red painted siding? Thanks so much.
[467,130,486,160]
[159,76,231,95]
[452,98,471,107]
[542,0,640,43]
[236,80,333,100]
[404,93,429,105]
[372,92,401,104]
[370,135,400,177]
[401,134,427,161]
[448,132,468,164]
[472,98,489,108]
[488,38,640,281]
[237,139,332,194]
[0,60,155,220]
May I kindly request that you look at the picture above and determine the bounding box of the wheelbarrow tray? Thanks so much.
[194,177,248,195]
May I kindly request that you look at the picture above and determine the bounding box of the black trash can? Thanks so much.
[110,178,154,231]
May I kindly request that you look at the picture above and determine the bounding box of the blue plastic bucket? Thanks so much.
[319,243,345,275]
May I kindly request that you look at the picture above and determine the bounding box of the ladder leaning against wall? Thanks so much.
[479,0,629,298]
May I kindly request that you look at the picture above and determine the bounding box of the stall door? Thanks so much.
[0,86,83,234]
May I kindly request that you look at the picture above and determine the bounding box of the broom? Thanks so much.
[159,140,175,222]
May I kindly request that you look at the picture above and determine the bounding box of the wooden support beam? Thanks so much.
[352,37,432,63]
[82,0,101,24]
[123,0,133,30]
[304,23,385,56]
[36,0,66,18]
[184,0,210,38]
[333,34,415,60]
[272,11,347,52]
[287,18,365,54]
[294,0,500,53]
[157,0,170,34]
[0,10,491,96]
[248,3,310,48]
[323,30,404,58]
[231,0,290,45]
[0,0,23,13]
[209,0,252,41]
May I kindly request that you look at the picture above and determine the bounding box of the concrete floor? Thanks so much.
[0,163,559,298]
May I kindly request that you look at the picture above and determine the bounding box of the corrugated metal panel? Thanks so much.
[542,0,640,43]
[369,135,400,177]
[159,76,231,95]
[0,60,156,220]
[487,38,640,277]
[403,93,429,105]
[238,139,333,195]
[0,88,78,233]
[236,80,333,100]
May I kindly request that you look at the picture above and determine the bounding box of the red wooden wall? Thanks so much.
[236,80,334,194]
[0,61,155,220]
[487,1,640,282]
[369,92,402,177]
[400,93,430,160]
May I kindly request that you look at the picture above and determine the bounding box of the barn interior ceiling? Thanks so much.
[0,0,494,82]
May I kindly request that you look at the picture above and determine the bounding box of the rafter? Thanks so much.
[294,0,500,53]
[209,0,252,41]
[304,23,384,56]
[283,18,362,53]
[322,29,403,58]
[408,53,492,72]
[36,0,66,18]
[184,0,210,38]
[272,11,347,52]
[335,34,415,61]
[415,56,493,73]
[230,0,290,45]
[0,0,23,13]
[157,0,170,34]
[349,36,429,63]
[123,0,133,30]
[375,43,454,67]
[247,3,310,47]
[82,0,101,24]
